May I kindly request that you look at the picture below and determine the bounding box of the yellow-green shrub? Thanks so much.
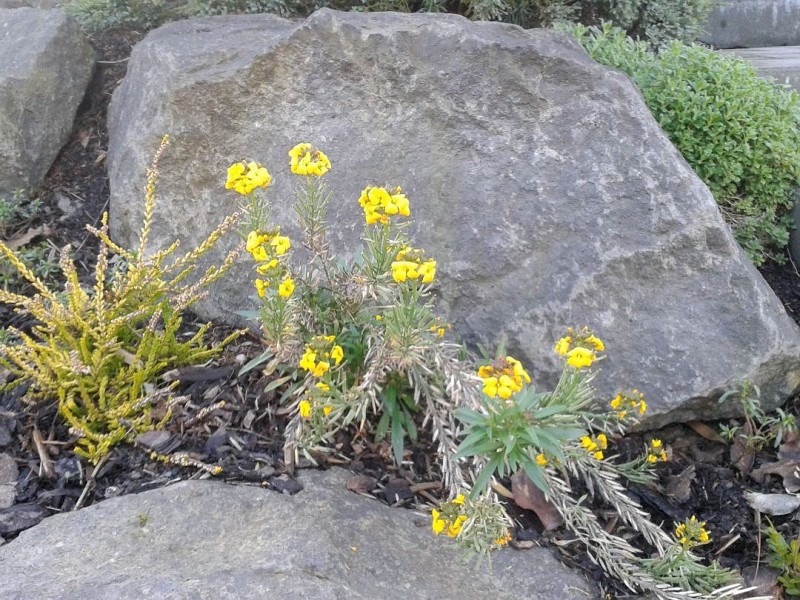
[0,136,240,463]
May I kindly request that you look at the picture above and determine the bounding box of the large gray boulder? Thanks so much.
[107,9,800,428]
[0,468,597,599]
[0,8,94,197]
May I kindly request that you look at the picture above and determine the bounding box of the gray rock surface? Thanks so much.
[0,468,598,599]
[0,7,94,197]
[701,0,800,49]
[107,9,800,427]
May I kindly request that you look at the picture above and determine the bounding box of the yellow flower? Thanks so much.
[478,356,530,399]
[610,389,647,419]
[226,162,245,189]
[226,161,271,195]
[507,357,531,384]
[674,516,710,548]
[270,235,291,256]
[452,494,465,505]
[246,161,271,188]
[554,336,571,356]
[536,453,548,466]
[254,279,268,298]
[566,347,595,369]
[494,532,512,547]
[278,277,295,298]
[646,439,668,464]
[586,334,604,352]
[418,260,436,283]
[447,515,467,538]
[289,143,331,177]
[323,405,333,416]
[315,382,331,392]
[431,509,445,535]
[299,349,317,372]
[250,245,268,262]
[358,185,411,225]
[298,400,312,419]
[312,361,330,377]
[330,345,344,365]
[245,230,267,253]
[581,434,607,460]
[482,376,499,398]
[257,259,279,274]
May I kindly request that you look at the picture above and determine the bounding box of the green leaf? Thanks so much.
[521,459,550,495]
[470,457,500,497]
[263,374,293,394]
[531,404,570,420]
[391,411,405,466]
[454,407,486,426]
[238,349,274,376]
[375,409,391,441]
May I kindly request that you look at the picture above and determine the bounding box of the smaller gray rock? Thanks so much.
[0,503,48,536]
[0,8,95,196]
[0,468,597,599]
[0,453,16,509]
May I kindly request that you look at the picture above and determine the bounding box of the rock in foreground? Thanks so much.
[108,9,800,426]
[0,469,597,599]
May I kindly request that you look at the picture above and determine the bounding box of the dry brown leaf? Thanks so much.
[779,438,800,462]
[751,461,800,493]
[665,464,695,504]
[346,475,377,495]
[731,423,756,475]
[511,469,563,530]
[687,421,725,443]
[76,128,92,149]
[5,225,48,250]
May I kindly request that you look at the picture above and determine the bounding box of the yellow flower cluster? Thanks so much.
[477,356,531,399]
[580,433,608,460]
[646,438,668,464]
[535,453,548,466]
[358,185,410,225]
[609,389,647,419]
[246,230,294,299]
[298,397,333,420]
[429,321,450,338]
[390,246,436,284]
[674,516,710,548]
[554,328,604,369]
[431,494,467,538]
[225,161,272,195]
[289,143,331,177]
[298,335,345,378]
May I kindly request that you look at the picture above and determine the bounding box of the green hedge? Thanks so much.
[568,23,800,266]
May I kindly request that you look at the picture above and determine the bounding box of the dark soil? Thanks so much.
[2,25,799,599]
